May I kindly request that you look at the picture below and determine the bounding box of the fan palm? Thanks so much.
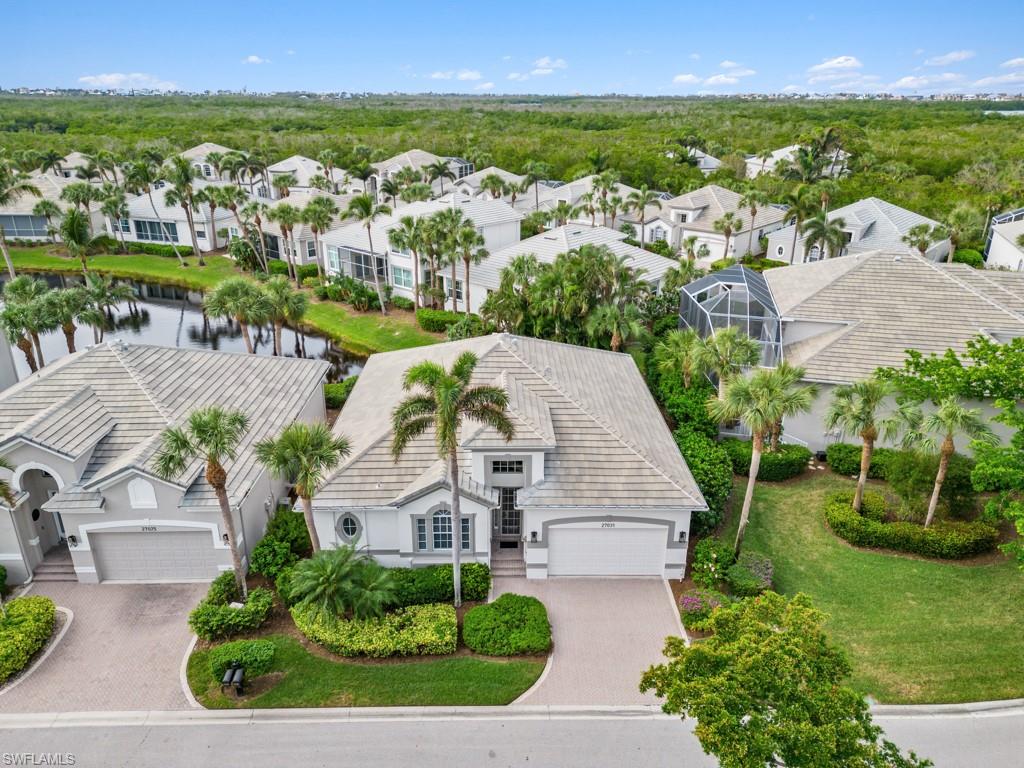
[154,407,250,594]
[694,326,761,400]
[479,173,506,200]
[0,162,41,277]
[681,235,700,262]
[739,190,769,255]
[759,362,819,452]
[452,222,488,314]
[59,208,94,272]
[400,182,432,204]
[4,276,56,368]
[302,197,339,279]
[239,198,271,272]
[192,187,221,251]
[379,177,401,207]
[204,277,271,354]
[39,150,65,177]
[424,160,455,196]
[521,160,553,211]
[586,302,644,352]
[262,275,308,355]
[388,215,426,309]
[626,185,662,249]
[58,182,96,215]
[31,199,62,244]
[593,169,620,226]
[343,194,392,315]
[390,352,514,606]
[256,422,351,553]
[99,191,129,253]
[44,286,96,354]
[272,172,298,199]
[800,213,848,261]
[287,546,395,621]
[654,328,704,389]
[429,206,467,313]
[267,203,303,285]
[317,149,339,193]
[941,204,983,264]
[123,160,185,266]
[163,157,205,264]
[713,211,742,263]
[902,223,945,259]
[780,187,819,263]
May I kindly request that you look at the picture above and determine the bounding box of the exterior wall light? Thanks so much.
[530,531,538,543]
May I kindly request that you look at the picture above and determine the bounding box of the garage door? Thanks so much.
[546,526,665,577]
[91,531,221,582]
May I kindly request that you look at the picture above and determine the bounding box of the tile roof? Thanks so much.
[454,166,526,191]
[632,184,787,232]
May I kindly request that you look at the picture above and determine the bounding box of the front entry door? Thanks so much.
[498,488,520,541]
[47,491,66,542]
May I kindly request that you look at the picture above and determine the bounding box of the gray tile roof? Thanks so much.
[630,184,787,232]
[763,251,1024,384]
[315,335,705,512]
[0,342,330,508]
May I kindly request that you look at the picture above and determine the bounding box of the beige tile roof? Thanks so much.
[630,184,787,232]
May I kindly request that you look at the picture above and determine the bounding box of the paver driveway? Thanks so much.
[0,582,205,712]
[493,578,683,705]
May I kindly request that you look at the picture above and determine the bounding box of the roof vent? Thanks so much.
[894,253,903,262]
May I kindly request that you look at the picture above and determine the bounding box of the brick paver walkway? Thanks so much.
[0,582,205,712]
[494,578,682,705]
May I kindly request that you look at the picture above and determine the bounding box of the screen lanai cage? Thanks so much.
[679,265,783,367]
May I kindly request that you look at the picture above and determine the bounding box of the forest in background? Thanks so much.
[2,94,1023,221]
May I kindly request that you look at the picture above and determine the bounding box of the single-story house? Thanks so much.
[266,155,364,199]
[0,172,105,242]
[767,197,951,264]
[111,178,237,252]
[0,341,329,585]
[311,334,705,579]
[984,208,1024,271]
[745,144,848,178]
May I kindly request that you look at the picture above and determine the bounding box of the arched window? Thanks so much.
[127,477,158,509]
[414,506,471,552]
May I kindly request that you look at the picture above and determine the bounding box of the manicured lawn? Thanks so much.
[187,634,544,708]
[722,472,1024,704]
[9,247,439,355]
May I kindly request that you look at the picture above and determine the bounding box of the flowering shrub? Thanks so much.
[679,588,729,632]
[291,602,457,657]
[691,537,736,588]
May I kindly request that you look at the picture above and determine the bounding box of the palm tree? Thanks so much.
[302,197,339,279]
[902,223,944,259]
[780,187,819,263]
[239,198,271,272]
[272,172,298,200]
[391,351,514,607]
[256,422,351,553]
[824,378,903,513]
[59,182,96,218]
[0,303,38,372]
[288,546,394,620]
[626,185,662,249]
[163,157,205,264]
[3,276,54,368]
[551,200,576,227]
[941,204,983,264]
[479,173,506,200]
[59,208,93,272]
[654,328,704,389]
[39,150,65,177]
[379,177,401,207]
[267,203,303,286]
[521,160,553,211]
[83,273,134,342]
[593,170,620,226]
[204,277,271,354]
[755,148,773,176]
[388,215,426,309]
[44,286,94,354]
[192,187,221,251]
[739,190,768,255]
[760,361,819,452]
[100,191,129,253]
[343,194,392,315]
[607,194,624,229]
[694,326,761,400]
[400,182,432,204]
[317,149,339,193]
[800,213,848,261]
[451,223,487,315]
[242,153,269,195]
[262,275,308,355]
[155,407,251,595]
[586,302,644,352]
[713,211,742,262]
[424,160,455,196]
[578,190,598,227]
[813,179,841,214]
[898,396,999,527]
[681,235,700,262]
[123,160,186,266]
[31,199,62,244]
[0,162,41,277]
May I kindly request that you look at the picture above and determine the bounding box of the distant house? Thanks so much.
[178,142,239,180]
[521,174,639,220]
[625,184,787,264]
[452,166,527,202]
[665,148,722,176]
[312,334,705,579]
[368,149,474,199]
[266,155,364,199]
[111,179,236,253]
[767,197,950,264]
[257,189,356,266]
[984,208,1024,271]
[0,172,105,242]
[745,144,848,179]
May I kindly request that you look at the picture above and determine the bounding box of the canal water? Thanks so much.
[3,274,365,383]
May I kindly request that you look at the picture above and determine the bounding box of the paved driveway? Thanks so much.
[0,582,205,713]
[493,578,683,705]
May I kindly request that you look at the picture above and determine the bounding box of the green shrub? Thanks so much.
[296,264,320,281]
[324,376,358,409]
[206,571,240,604]
[265,507,312,559]
[659,378,719,439]
[208,639,276,682]
[953,248,984,268]
[301,276,320,288]
[824,491,998,559]
[0,564,6,596]
[463,594,552,655]
[673,428,733,534]
[825,443,896,480]
[679,588,729,632]
[291,602,457,657]
[691,537,735,588]
[721,439,811,481]
[249,537,298,580]
[188,579,274,641]
[726,551,774,596]
[389,563,491,607]
[0,596,56,683]
[446,313,493,340]
[887,451,977,519]
[267,260,290,276]
[275,566,297,606]
[860,490,889,522]
[416,308,463,332]
[391,295,415,311]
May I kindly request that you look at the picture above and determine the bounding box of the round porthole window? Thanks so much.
[31,509,41,522]
[776,245,785,257]
[336,514,361,543]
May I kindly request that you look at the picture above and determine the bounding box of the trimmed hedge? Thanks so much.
[208,639,276,682]
[721,438,811,481]
[416,308,463,333]
[291,602,457,657]
[462,594,552,656]
[390,563,491,607]
[0,596,56,684]
[825,442,897,479]
[324,376,359,409]
[296,264,320,281]
[673,428,733,534]
[824,490,998,559]
[188,573,274,641]
[658,378,719,439]
[249,537,297,580]
[392,295,415,311]
[953,248,984,268]
[726,551,774,597]
[267,260,290,276]
[265,507,312,559]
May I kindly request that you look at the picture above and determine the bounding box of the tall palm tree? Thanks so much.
[31,199,62,244]
[593,169,620,226]
[941,204,983,264]
[59,208,93,273]
[302,197,339,279]
[681,235,700,262]
[901,223,944,259]
[239,198,271,272]
[155,407,251,595]
[44,286,96,354]
[431,207,469,313]
[713,211,742,262]
[83,273,134,342]
[100,191,129,253]
[379,177,401,207]
[0,303,38,372]
[586,302,644,352]
[388,215,426,309]
[551,200,576,227]
[453,223,487,314]
[163,158,205,264]
[898,396,999,527]
[739,190,768,255]
[256,422,351,553]
[344,194,393,315]
[271,172,298,200]
[755,149,773,176]
[123,160,186,266]
[39,150,65,177]
[780,187,819,264]
[192,187,221,251]
[760,361,819,452]
[654,328,704,389]
[424,160,455,196]
[317,149,339,193]
[204,277,272,354]
[694,326,761,400]
[400,182,433,204]
[800,213,848,261]
[3,276,54,367]
[521,160,553,211]
[0,162,41,277]
[662,258,704,293]
[626,185,662,249]
[267,203,303,286]
[479,173,506,200]
[262,275,308,355]
[391,352,514,606]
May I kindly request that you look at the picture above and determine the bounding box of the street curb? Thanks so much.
[871,699,1024,718]
[178,635,202,710]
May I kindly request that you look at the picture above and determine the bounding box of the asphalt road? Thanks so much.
[0,710,1020,768]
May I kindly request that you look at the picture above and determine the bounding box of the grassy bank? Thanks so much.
[9,247,439,356]
[722,472,1024,704]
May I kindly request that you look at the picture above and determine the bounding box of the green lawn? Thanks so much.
[9,247,439,355]
[722,472,1024,704]
[187,635,545,708]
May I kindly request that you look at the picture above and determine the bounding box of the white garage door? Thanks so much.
[91,531,221,582]
[547,526,666,577]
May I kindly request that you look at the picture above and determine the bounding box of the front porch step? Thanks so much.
[32,571,77,582]
[491,563,527,577]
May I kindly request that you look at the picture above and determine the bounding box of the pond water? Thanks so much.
[3,274,365,383]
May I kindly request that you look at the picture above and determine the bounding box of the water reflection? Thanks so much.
[4,274,364,383]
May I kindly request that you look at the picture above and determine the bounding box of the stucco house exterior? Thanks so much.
[984,208,1024,271]
[254,189,356,266]
[0,172,106,243]
[368,149,474,199]
[452,166,526,202]
[745,144,848,178]
[0,342,329,585]
[266,155,364,199]
[179,142,239,180]
[110,178,236,253]
[311,334,705,579]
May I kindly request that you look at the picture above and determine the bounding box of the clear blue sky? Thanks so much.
[4,1,1023,95]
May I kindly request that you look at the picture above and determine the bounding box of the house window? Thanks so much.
[416,518,428,550]
[327,245,340,273]
[392,266,413,290]
[134,219,178,242]
[114,218,130,234]
[675,212,688,223]
[202,164,212,177]
[432,510,453,550]
[415,507,471,552]
[652,227,666,242]
[498,488,518,512]
[195,226,207,240]
[445,278,463,301]
[776,244,785,257]
[336,514,361,543]
[229,226,239,239]
[127,477,158,509]
[491,460,523,474]
[306,240,317,261]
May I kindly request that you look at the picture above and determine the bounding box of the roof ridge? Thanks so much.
[0,384,95,444]
[105,342,174,424]
[922,256,1024,323]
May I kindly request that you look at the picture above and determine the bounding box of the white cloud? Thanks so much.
[474,81,495,91]
[429,71,453,80]
[719,60,741,69]
[533,56,567,70]
[808,55,863,73]
[243,55,270,65]
[531,68,553,76]
[781,84,803,93]
[672,73,700,84]
[704,74,739,86]
[729,68,757,77]
[913,48,925,56]
[888,72,964,90]
[924,50,974,66]
[689,53,700,60]
[507,72,528,81]
[456,69,482,81]
[77,72,178,91]
[974,71,1024,87]
[286,49,295,56]
[1001,57,1024,69]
